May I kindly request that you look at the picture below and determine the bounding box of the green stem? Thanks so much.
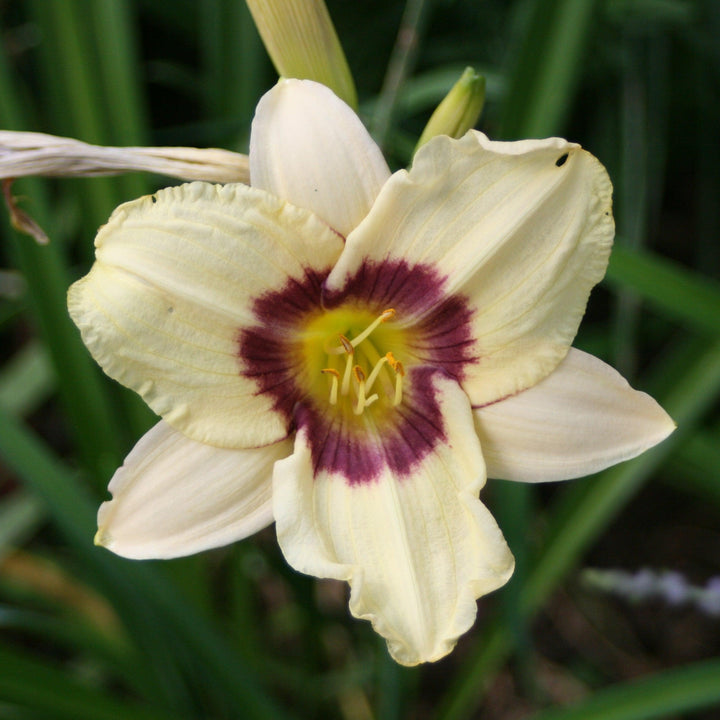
[372,0,432,152]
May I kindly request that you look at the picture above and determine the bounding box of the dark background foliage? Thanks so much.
[1,1,719,718]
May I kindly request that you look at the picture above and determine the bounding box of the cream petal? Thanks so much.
[474,349,676,482]
[250,79,390,236]
[68,181,344,448]
[273,372,514,665]
[329,131,614,406]
[96,421,293,559]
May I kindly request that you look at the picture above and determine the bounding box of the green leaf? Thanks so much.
[0,342,55,417]
[606,244,720,337]
[0,493,44,561]
[499,0,597,138]
[0,643,175,720]
[0,405,296,720]
[524,659,720,720]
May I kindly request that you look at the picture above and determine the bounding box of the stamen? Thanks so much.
[393,360,405,406]
[319,311,404,412]
[365,354,390,393]
[340,335,354,396]
[349,308,396,348]
[353,365,367,415]
[321,368,340,405]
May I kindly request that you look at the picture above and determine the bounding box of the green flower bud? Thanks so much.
[246,0,357,109]
[415,67,486,152]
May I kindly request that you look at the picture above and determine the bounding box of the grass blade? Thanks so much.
[524,659,720,720]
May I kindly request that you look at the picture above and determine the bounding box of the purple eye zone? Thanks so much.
[238,259,478,483]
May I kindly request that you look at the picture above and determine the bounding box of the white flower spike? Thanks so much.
[68,79,675,666]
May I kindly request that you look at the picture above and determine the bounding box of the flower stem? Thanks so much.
[371,0,431,152]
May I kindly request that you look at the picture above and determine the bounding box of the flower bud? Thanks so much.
[415,67,485,152]
[246,0,357,109]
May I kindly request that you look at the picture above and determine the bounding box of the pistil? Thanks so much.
[325,309,396,355]
[349,308,395,348]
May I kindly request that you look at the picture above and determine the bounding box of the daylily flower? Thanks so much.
[68,79,674,666]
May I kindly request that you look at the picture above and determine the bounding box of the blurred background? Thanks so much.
[1,0,719,718]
